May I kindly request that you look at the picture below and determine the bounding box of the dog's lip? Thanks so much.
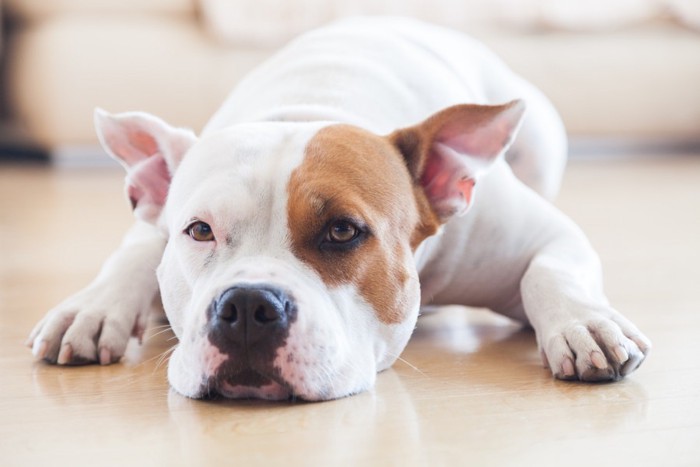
[206,366,296,400]
[224,367,275,388]
[214,376,292,401]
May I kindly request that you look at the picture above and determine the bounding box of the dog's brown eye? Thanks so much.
[187,221,215,242]
[328,220,359,243]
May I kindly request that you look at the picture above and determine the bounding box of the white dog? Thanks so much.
[28,18,650,401]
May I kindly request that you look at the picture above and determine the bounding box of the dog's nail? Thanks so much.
[57,344,73,365]
[562,357,575,377]
[633,336,652,355]
[540,349,550,369]
[613,345,629,364]
[99,348,112,365]
[34,340,48,359]
[25,336,35,348]
[591,351,608,370]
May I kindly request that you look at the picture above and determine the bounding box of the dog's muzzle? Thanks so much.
[205,283,297,395]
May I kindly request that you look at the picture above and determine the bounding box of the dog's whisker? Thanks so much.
[393,355,428,377]
[142,326,175,343]
[154,345,177,372]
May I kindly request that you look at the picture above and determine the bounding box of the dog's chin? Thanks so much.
[216,380,292,401]
[200,368,292,401]
[186,369,365,402]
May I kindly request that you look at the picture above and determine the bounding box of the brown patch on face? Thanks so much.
[287,125,435,324]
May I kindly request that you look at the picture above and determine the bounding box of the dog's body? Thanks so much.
[29,18,650,401]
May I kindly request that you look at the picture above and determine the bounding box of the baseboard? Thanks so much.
[568,136,700,158]
[50,145,119,168]
[3,137,698,169]
[48,139,700,168]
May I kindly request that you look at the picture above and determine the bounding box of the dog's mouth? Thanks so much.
[204,367,295,401]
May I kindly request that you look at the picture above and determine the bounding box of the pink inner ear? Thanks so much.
[439,128,504,159]
[126,153,171,218]
[432,100,525,160]
[438,112,518,159]
[129,131,159,159]
[457,178,476,205]
[420,146,476,218]
[101,123,160,169]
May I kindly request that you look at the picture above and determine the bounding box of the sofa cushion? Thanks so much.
[6,15,266,146]
[5,0,194,21]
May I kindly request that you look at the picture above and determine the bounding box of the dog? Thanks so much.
[27,17,651,401]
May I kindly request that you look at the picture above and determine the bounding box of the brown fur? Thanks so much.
[287,125,434,324]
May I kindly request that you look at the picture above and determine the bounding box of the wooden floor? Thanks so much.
[1,155,699,466]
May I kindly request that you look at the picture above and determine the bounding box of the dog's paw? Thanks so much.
[27,282,149,366]
[539,310,651,382]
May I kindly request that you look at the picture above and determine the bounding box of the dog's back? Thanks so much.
[206,17,567,198]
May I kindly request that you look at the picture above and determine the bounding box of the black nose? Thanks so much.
[210,284,295,348]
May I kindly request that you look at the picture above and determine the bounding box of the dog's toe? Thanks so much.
[32,309,78,363]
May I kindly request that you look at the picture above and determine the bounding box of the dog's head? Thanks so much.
[95,102,523,401]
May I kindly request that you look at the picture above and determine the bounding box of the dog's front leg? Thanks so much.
[27,221,166,365]
[520,228,651,381]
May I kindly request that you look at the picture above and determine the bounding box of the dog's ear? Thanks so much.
[389,100,525,222]
[94,109,197,224]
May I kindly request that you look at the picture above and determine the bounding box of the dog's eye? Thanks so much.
[187,221,215,242]
[327,220,360,244]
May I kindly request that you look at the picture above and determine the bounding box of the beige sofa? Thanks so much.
[4,0,700,163]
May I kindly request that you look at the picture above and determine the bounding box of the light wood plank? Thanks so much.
[1,156,699,466]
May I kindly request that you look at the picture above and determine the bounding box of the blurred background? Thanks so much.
[0,0,699,165]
